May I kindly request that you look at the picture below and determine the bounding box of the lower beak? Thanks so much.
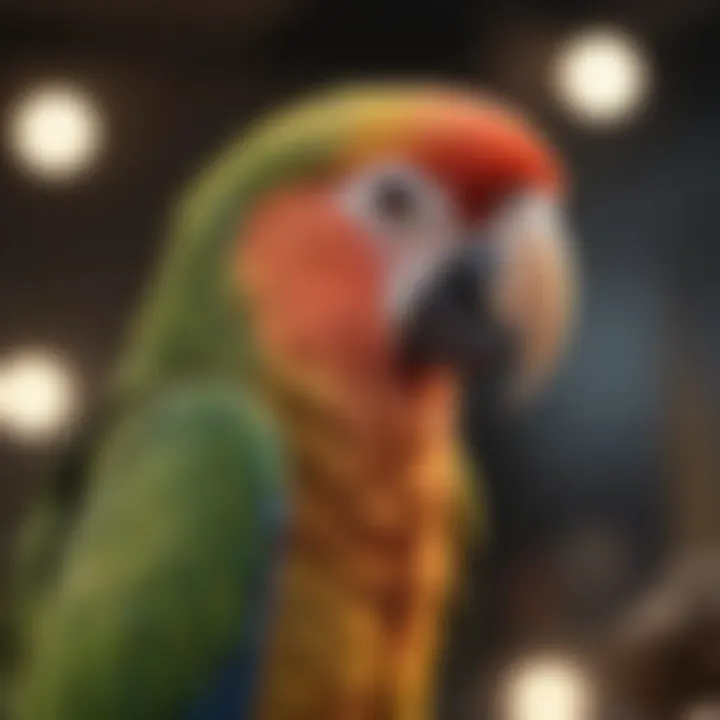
[400,194,576,400]
[401,243,517,375]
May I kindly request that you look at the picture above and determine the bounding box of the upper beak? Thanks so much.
[401,193,577,399]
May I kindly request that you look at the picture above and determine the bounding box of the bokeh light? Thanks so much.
[7,83,104,181]
[500,655,594,720]
[553,27,652,128]
[0,348,79,442]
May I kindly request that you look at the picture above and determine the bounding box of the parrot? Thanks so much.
[1,82,575,720]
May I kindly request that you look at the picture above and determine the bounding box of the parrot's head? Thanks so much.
[120,84,576,407]
[235,85,576,401]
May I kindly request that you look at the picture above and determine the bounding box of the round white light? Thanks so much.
[7,83,104,181]
[553,27,651,127]
[501,656,594,720]
[0,349,79,442]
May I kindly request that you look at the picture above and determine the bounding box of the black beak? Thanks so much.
[400,244,518,378]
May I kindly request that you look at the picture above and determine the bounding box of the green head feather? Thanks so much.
[115,85,426,401]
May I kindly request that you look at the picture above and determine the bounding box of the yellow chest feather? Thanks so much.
[254,370,469,720]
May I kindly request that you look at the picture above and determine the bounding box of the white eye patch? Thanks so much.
[337,160,460,247]
[336,161,461,322]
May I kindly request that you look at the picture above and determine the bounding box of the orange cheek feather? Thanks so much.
[236,188,389,370]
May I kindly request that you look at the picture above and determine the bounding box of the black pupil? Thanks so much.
[374,178,417,223]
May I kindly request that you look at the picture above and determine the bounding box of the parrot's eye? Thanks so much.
[338,162,458,247]
[371,176,419,225]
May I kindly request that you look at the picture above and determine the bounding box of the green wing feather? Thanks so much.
[10,383,285,720]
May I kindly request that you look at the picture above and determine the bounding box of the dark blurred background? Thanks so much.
[1,1,719,717]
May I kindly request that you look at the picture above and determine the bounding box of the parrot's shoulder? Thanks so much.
[10,381,288,720]
[93,381,288,508]
[111,381,284,457]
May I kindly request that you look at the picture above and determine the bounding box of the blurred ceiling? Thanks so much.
[1,0,717,83]
[0,0,295,36]
[2,0,716,38]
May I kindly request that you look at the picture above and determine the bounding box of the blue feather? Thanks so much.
[186,499,286,720]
